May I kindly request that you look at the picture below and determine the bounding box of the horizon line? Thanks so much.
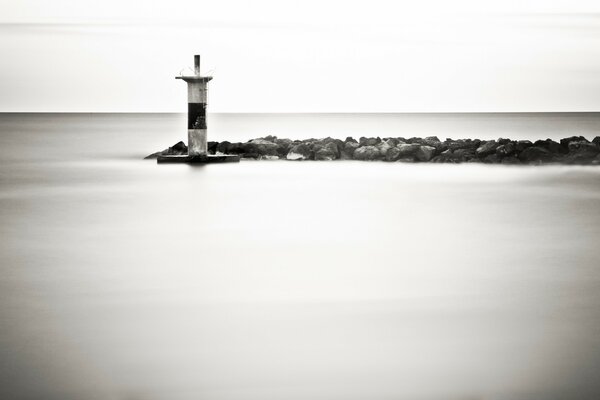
[1,111,600,115]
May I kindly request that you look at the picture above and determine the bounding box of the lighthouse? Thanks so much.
[158,55,239,163]
[177,55,211,156]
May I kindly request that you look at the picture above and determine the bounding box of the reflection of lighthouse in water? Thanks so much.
[176,55,212,156]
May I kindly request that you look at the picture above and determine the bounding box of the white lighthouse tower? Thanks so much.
[157,55,239,163]
[177,55,211,156]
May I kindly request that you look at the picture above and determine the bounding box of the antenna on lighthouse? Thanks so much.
[194,55,200,76]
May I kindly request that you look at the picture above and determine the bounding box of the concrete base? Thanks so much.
[188,128,207,155]
[157,154,241,164]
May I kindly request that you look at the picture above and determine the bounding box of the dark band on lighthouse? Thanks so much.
[188,103,206,129]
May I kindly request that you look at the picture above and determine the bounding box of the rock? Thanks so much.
[496,142,515,157]
[447,139,479,151]
[422,136,444,151]
[560,136,588,148]
[384,138,400,147]
[314,143,338,160]
[476,140,499,157]
[501,156,521,165]
[262,135,277,142]
[314,148,336,160]
[515,140,533,152]
[424,136,441,145]
[311,142,325,153]
[324,139,342,158]
[431,150,448,163]
[546,139,564,154]
[533,139,563,154]
[498,138,511,145]
[328,141,341,157]
[396,143,421,158]
[377,141,392,157]
[345,136,357,143]
[249,139,278,155]
[453,148,476,162]
[568,140,599,153]
[431,149,461,163]
[431,148,474,163]
[239,139,279,158]
[358,137,380,146]
[183,142,196,153]
[237,143,259,158]
[415,145,436,162]
[564,141,600,164]
[341,141,359,160]
[519,146,556,163]
[311,140,340,161]
[471,140,483,149]
[227,142,245,155]
[216,141,231,154]
[353,146,381,161]
[406,137,424,145]
[144,141,188,159]
[593,136,600,146]
[385,146,402,161]
[274,138,293,157]
[286,143,312,160]
[207,141,218,154]
[483,154,500,163]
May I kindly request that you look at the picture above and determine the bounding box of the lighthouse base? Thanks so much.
[156,154,241,164]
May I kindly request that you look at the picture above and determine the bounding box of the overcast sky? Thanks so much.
[1,0,600,112]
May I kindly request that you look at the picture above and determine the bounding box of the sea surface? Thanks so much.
[1,112,600,400]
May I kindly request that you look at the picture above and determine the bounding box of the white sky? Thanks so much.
[1,0,600,112]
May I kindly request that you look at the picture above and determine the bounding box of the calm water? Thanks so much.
[1,113,600,400]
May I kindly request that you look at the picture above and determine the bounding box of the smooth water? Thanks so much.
[1,113,600,400]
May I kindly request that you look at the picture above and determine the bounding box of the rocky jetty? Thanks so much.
[147,135,600,165]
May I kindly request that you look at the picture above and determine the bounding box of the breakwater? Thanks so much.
[146,135,600,164]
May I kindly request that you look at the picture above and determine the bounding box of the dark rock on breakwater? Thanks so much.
[147,135,600,165]
[144,141,188,159]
